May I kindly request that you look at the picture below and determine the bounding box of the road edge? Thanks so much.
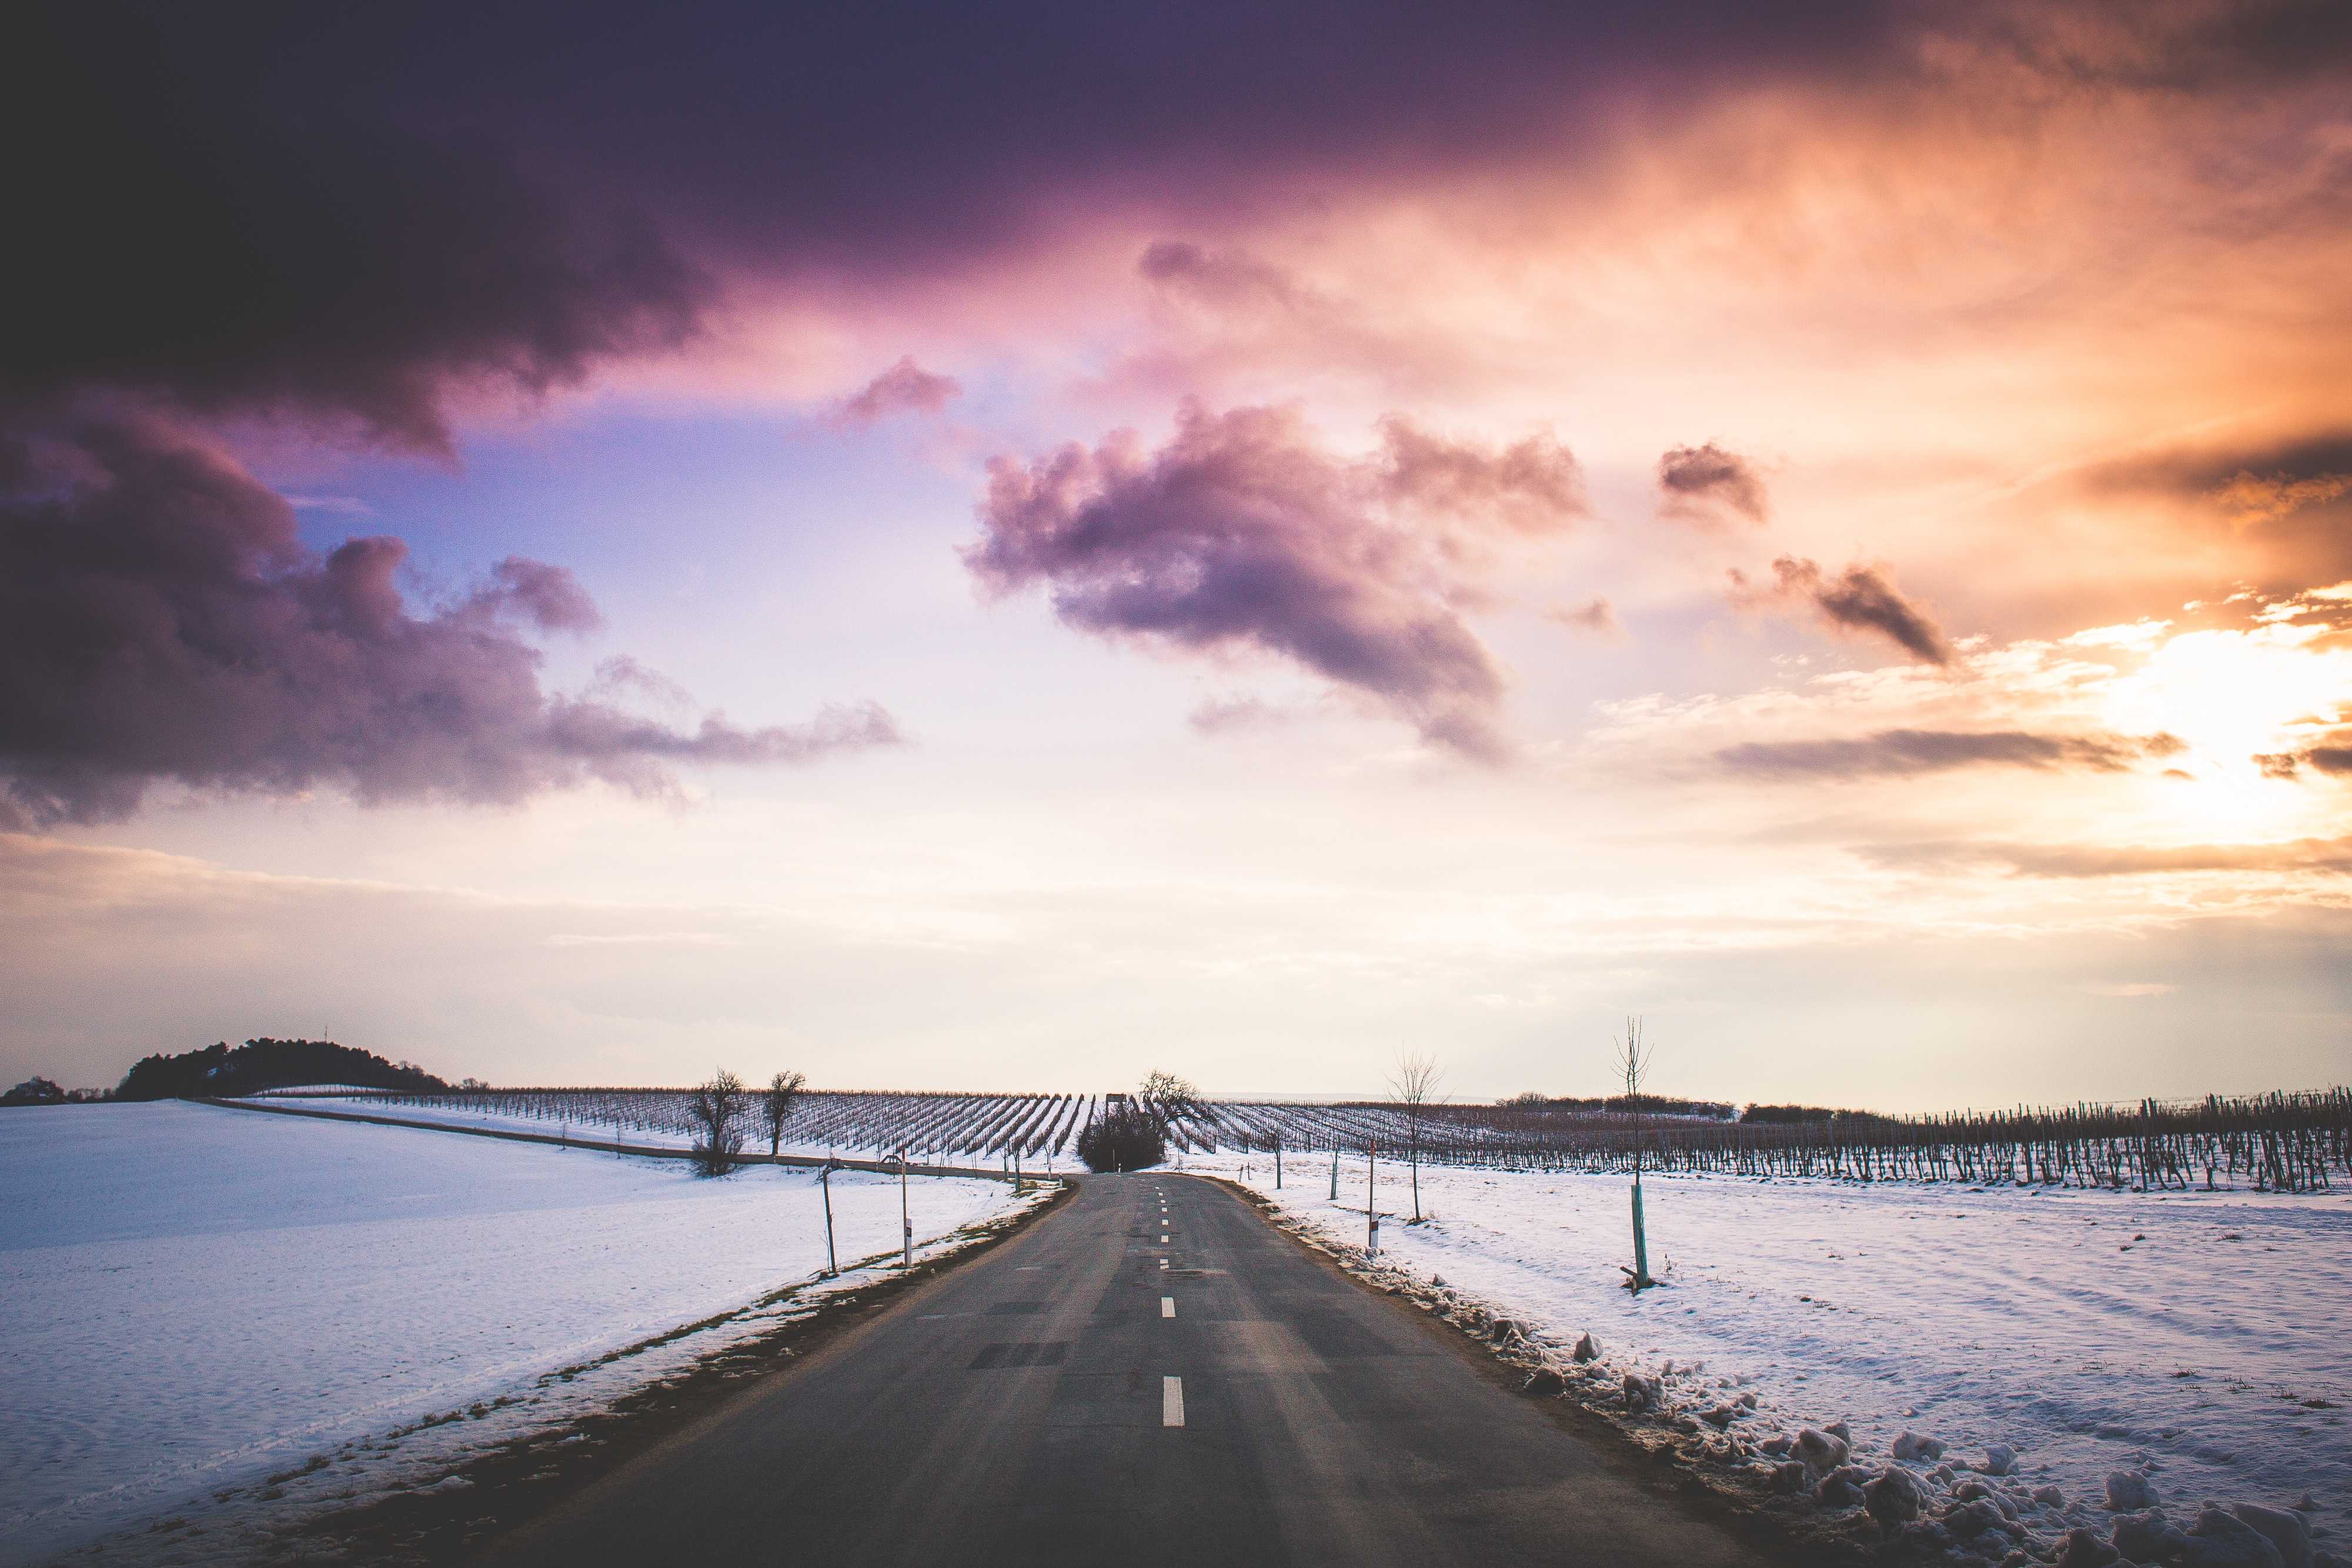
[205,1178,1078,1566]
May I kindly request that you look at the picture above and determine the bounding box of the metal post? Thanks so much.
[1274,1136,1282,1190]
[1367,1141,1379,1256]
[1630,1175,1649,1286]
[821,1160,839,1276]
[1329,1148,1338,1201]
[898,1148,913,1269]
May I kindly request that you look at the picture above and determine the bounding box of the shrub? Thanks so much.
[1076,1104,1165,1172]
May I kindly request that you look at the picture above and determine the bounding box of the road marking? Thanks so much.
[1162,1296,1175,1318]
[1163,1376,1185,1427]
[1159,1259,1168,1268]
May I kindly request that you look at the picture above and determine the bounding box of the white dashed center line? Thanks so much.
[1163,1376,1185,1427]
[1159,1258,1168,1269]
[1162,1296,1175,1318]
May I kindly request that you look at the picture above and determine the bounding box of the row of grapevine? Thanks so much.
[333,1085,2349,1190]
[1187,1090,2352,1192]
[346,1088,1105,1162]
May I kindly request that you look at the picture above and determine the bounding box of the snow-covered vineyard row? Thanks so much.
[348,1088,1104,1159]
[332,1087,2352,1189]
[1202,1091,2352,1193]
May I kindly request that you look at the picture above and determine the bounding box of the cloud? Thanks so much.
[1187,696,1292,736]
[1717,728,2186,778]
[2081,982,2176,997]
[1863,835,2352,878]
[2210,469,2352,531]
[2249,733,2352,780]
[1140,242,1305,313]
[4,16,704,452]
[965,400,1586,758]
[1732,554,1954,664]
[1657,442,1768,525]
[1542,596,1622,635]
[826,356,963,429]
[0,422,900,827]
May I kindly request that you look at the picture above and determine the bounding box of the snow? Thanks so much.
[1185,1152,2352,1531]
[1,1101,1028,1566]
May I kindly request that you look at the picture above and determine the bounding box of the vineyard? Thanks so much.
[329,1086,2352,1191]
[346,1088,1105,1162]
[1192,1091,2352,1193]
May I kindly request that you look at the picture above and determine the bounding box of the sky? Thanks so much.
[4,0,2350,1109]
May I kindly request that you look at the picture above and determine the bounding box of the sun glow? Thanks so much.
[2100,618,2352,840]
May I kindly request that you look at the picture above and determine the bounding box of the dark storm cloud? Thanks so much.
[1718,728,2186,778]
[2,15,704,450]
[827,357,964,429]
[18,3,2342,443]
[1657,442,1768,525]
[0,423,900,828]
[965,402,1586,758]
[1732,556,1955,664]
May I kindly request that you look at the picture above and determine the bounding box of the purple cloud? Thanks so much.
[1732,554,1954,664]
[0,422,899,827]
[1658,442,1768,525]
[827,356,963,429]
[965,400,1586,758]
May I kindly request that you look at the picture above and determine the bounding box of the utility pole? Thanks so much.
[1367,1141,1379,1256]
[820,1159,840,1276]
[897,1146,913,1269]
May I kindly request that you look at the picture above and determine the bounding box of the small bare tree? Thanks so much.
[688,1068,746,1177]
[762,1069,806,1156]
[1615,1018,1657,1289]
[1388,1049,1443,1222]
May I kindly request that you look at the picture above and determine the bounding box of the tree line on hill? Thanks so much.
[2,1039,450,1106]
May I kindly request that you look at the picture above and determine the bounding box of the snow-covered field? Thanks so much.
[1185,1151,2351,1559]
[1,1102,1030,1567]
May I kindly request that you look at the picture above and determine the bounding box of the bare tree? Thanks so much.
[688,1068,746,1177]
[1615,1018,1657,1289]
[1136,1069,1201,1139]
[1388,1049,1444,1222]
[763,1069,806,1156]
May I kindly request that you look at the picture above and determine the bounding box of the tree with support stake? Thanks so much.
[895,1146,913,1269]
[1616,1016,1661,1291]
[819,1158,841,1277]
[1389,1049,1442,1223]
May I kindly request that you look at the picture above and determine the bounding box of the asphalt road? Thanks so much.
[477,1173,1775,1568]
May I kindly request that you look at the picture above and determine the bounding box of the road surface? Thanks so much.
[477,1172,1777,1567]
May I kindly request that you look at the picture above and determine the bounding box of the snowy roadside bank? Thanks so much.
[1,1102,1041,1567]
[1183,1153,2351,1566]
